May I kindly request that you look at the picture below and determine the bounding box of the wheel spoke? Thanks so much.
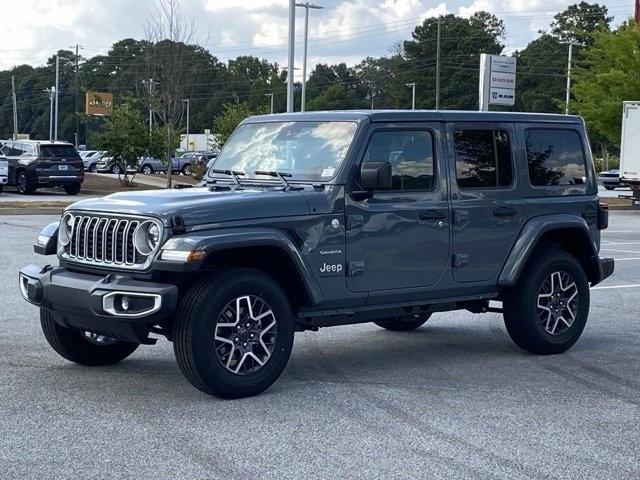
[538,270,580,336]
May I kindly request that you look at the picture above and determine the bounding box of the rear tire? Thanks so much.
[89,164,98,173]
[141,165,154,175]
[374,313,431,331]
[173,268,294,398]
[503,250,590,355]
[182,164,192,176]
[63,183,81,195]
[111,164,121,175]
[40,309,139,366]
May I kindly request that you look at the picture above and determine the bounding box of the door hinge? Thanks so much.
[453,254,470,268]
[347,261,365,277]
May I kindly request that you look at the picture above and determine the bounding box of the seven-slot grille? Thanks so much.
[65,215,144,267]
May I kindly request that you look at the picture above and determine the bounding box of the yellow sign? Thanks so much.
[85,91,113,116]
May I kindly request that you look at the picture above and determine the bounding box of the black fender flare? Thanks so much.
[498,214,598,287]
[154,227,323,305]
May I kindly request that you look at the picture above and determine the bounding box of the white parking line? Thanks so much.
[602,242,640,245]
[613,258,640,261]
[601,248,640,254]
[592,284,640,290]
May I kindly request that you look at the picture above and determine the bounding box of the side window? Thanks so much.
[525,129,587,186]
[363,130,435,191]
[454,129,513,189]
[12,143,25,156]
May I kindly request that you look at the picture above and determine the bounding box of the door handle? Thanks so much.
[493,207,518,217]
[419,210,447,221]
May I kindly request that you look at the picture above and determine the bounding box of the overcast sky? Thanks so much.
[0,0,635,75]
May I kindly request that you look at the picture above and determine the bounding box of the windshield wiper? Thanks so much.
[209,169,246,186]
[254,170,300,191]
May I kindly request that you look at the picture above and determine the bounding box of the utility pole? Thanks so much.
[407,83,416,110]
[11,75,18,140]
[636,0,639,23]
[142,79,156,135]
[265,93,274,114]
[435,17,442,110]
[287,0,296,113]
[74,44,79,147]
[296,2,323,112]
[54,54,60,141]
[45,87,55,141]
[182,99,190,151]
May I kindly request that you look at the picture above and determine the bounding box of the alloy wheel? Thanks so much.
[213,295,277,375]
[536,271,579,336]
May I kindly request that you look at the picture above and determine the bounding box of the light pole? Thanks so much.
[406,83,416,110]
[296,2,323,112]
[45,87,55,141]
[182,99,190,151]
[286,0,296,113]
[54,55,60,141]
[564,42,577,115]
[265,93,274,114]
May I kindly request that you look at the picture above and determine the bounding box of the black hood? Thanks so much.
[68,187,311,226]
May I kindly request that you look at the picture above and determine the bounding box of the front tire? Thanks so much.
[16,171,36,194]
[141,165,154,175]
[503,250,590,355]
[374,313,431,331]
[89,164,98,173]
[182,164,192,176]
[173,268,294,398]
[604,186,615,190]
[111,164,121,175]
[40,310,139,366]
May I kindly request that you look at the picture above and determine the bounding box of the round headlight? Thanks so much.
[59,213,75,246]
[133,220,162,256]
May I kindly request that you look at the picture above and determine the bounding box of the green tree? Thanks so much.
[93,103,164,185]
[213,101,264,145]
[550,2,612,46]
[403,12,505,110]
[514,35,567,113]
[572,21,640,148]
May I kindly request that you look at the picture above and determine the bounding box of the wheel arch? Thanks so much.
[156,227,323,308]
[499,214,600,287]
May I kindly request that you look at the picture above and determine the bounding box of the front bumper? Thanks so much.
[592,256,615,286]
[0,177,7,185]
[19,265,178,343]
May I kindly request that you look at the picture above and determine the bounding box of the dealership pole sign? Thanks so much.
[85,91,114,116]
[479,54,516,110]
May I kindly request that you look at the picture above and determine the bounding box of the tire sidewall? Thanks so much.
[519,252,590,350]
[189,271,294,397]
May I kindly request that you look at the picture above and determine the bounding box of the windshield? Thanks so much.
[209,121,358,182]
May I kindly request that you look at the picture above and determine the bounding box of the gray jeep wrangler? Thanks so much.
[20,111,614,398]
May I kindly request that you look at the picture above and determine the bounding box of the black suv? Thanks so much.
[20,111,614,398]
[1,140,84,194]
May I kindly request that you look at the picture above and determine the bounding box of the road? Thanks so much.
[0,212,638,479]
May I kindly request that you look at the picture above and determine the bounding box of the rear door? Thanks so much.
[447,122,524,283]
[345,123,450,292]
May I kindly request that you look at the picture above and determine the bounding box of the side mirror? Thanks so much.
[360,161,392,190]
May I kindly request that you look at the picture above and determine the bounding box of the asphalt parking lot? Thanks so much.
[0,212,639,479]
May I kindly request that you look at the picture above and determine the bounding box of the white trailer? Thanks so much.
[620,102,640,183]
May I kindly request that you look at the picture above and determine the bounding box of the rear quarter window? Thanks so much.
[525,129,587,187]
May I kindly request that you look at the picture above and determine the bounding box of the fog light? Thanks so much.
[121,295,130,312]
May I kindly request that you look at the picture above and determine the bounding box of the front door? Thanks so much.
[447,123,524,283]
[345,124,450,293]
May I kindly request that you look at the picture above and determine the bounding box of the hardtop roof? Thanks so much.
[245,109,583,124]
